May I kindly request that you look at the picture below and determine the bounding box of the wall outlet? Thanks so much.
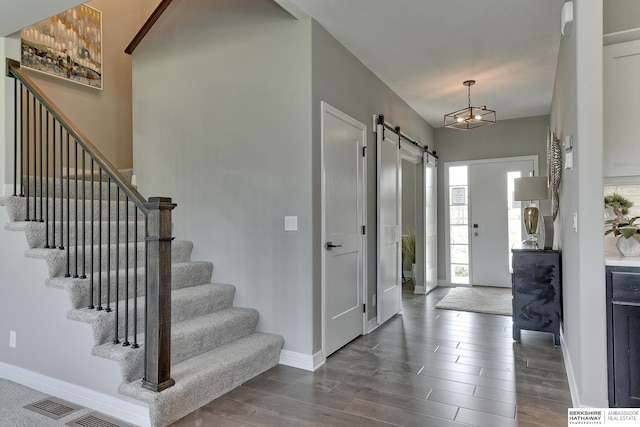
[9,330,16,348]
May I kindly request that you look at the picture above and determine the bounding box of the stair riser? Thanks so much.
[55,261,214,309]
[23,176,131,201]
[107,309,260,382]
[79,284,236,346]
[39,241,192,278]
[24,221,146,249]
[7,196,140,223]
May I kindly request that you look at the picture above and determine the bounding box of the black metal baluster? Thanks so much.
[81,150,86,279]
[58,125,64,250]
[143,215,149,375]
[44,111,50,248]
[123,196,130,347]
[13,79,18,197]
[114,188,120,344]
[97,168,103,311]
[31,96,36,220]
[73,140,79,278]
[52,121,57,247]
[65,132,70,277]
[25,93,30,220]
[38,103,43,222]
[106,177,112,312]
[132,208,139,349]
[89,158,94,309]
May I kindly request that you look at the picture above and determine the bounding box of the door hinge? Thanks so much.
[362,146,367,157]
[361,225,366,235]
[363,303,366,313]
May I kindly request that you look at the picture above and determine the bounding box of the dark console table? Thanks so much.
[606,265,640,408]
[511,248,562,345]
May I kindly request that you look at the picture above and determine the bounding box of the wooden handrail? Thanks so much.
[125,0,174,55]
[7,61,148,214]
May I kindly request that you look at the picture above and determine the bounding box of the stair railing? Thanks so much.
[6,59,175,392]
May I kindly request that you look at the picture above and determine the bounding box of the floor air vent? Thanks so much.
[66,411,134,427]
[23,397,83,420]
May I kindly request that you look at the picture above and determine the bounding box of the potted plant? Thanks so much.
[402,228,416,279]
[604,193,633,219]
[605,215,640,256]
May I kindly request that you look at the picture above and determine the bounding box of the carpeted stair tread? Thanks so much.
[118,332,284,427]
[92,307,261,382]
[46,261,214,308]
[67,282,236,344]
[24,240,193,278]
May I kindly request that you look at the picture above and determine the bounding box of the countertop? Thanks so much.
[605,253,640,267]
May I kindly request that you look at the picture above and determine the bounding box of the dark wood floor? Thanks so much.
[170,285,572,426]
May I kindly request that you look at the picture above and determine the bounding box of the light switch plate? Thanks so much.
[284,216,298,231]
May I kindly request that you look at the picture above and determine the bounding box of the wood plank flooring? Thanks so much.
[170,286,572,426]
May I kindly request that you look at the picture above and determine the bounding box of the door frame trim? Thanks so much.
[320,101,367,358]
[443,155,539,286]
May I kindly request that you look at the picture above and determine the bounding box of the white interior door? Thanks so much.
[377,124,401,324]
[322,102,365,357]
[424,154,437,293]
[469,158,534,287]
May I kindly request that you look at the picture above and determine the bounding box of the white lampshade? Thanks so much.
[514,176,549,201]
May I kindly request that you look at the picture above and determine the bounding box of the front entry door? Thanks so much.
[469,158,534,287]
[322,102,365,357]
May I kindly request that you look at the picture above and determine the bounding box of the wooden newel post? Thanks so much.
[142,196,176,392]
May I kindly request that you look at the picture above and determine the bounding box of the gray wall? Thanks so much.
[550,1,607,408]
[132,0,314,355]
[433,115,550,283]
[402,159,416,272]
[311,20,434,330]
[604,0,640,34]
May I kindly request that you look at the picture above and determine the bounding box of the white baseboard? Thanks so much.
[279,350,325,372]
[414,285,426,294]
[437,279,450,287]
[3,184,14,197]
[560,327,581,408]
[366,317,380,334]
[0,362,150,427]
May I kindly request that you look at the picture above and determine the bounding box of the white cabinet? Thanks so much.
[604,39,640,178]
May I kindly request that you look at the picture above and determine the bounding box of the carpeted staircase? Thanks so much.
[1,172,284,427]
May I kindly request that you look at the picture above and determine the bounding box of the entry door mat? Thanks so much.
[435,286,512,316]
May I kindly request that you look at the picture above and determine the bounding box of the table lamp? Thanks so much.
[514,176,549,247]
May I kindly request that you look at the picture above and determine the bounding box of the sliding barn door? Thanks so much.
[377,124,401,325]
[424,153,438,293]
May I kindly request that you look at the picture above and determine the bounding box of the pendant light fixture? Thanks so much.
[443,80,496,130]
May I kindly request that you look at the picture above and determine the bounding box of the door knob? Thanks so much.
[326,242,342,250]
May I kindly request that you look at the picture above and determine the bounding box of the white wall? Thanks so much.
[550,0,607,407]
[132,0,314,355]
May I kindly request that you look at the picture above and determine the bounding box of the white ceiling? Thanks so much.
[0,0,84,38]
[279,0,565,128]
[2,1,564,129]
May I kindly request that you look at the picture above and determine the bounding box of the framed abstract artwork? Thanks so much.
[21,5,103,90]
